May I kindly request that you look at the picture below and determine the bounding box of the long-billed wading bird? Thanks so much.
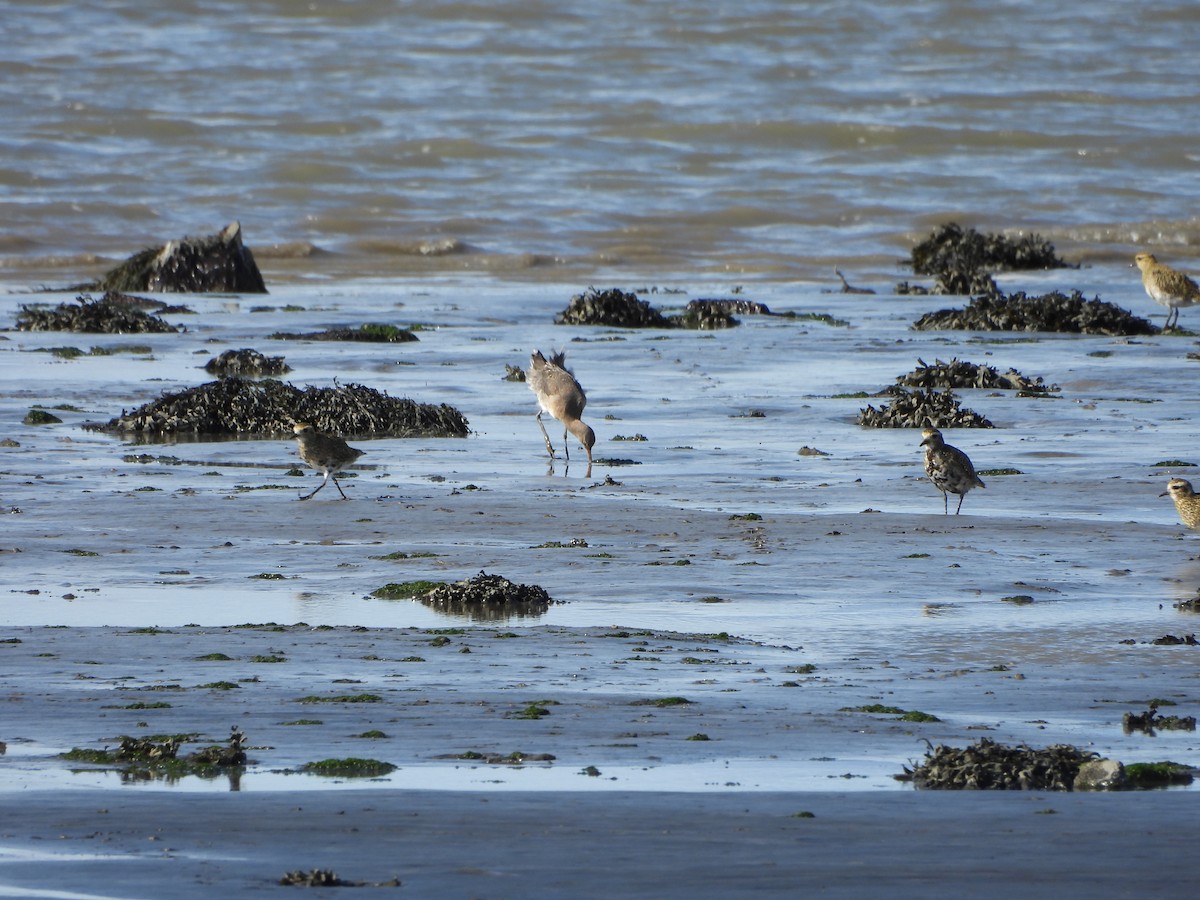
[920,426,985,515]
[527,350,595,468]
[1133,252,1200,331]
[1161,478,1200,530]
[292,422,365,500]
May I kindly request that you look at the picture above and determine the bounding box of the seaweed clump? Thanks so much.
[92,377,469,437]
[912,290,1156,336]
[1122,704,1197,735]
[204,348,291,377]
[420,571,554,621]
[911,222,1069,282]
[554,288,762,330]
[900,737,1097,790]
[858,388,993,429]
[267,323,418,343]
[16,293,181,334]
[896,357,1057,394]
[86,221,266,294]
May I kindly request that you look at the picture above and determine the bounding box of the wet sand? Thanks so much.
[2,787,1197,898]
[3,274,1200,895]
[1,612,1198,897]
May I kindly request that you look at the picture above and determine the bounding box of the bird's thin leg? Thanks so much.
[562,425,570,461]
[942,491,948,515]
[332,475,350,500]
[300,474,329,501]
[535,412,556,458]
[955,493,965,515]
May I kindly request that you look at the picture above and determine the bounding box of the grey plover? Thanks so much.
[1133,252,1200,330]
[292,422,365,500]
[920,426,985,515]
[527,350,595,466]
[1161,478,1200,529]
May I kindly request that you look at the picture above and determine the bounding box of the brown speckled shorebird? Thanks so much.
[292,422,365,500]
[920,426,985,515]
[1161,478,1200,529]
[1133,252,1200,330]
[527,350,595,467]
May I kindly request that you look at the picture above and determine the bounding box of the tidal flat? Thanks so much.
[2,272,1199,896]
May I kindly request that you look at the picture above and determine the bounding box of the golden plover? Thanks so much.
[920,426,985,515]
[1133,252,1200,330]
[527,350,595,467]
[1161,478,1200,529]
[292,422,365,500]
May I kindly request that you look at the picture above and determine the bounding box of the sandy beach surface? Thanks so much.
[3,274,1200,897]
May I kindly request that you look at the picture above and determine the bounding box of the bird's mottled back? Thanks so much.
[920,426,984,515]
[1163,478,1200,530]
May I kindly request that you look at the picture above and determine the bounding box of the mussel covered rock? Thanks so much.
[901,737,1098,790]
[913,290,1156,335]
[556,287,673,328]
[91,377,469,437]
[16,293,181,334]
[87,221,266,294]
[858,387,993,429]
[420,571,554,621]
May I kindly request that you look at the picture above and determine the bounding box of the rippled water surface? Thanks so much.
[3,0,1200,283]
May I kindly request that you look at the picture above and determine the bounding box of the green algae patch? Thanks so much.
[354,730,388,739]
[1125,762,1194,788]
[631,697,694,707]
[195,653,234,661]
[842,704,941,722]
[298,693,383,704]
[300,758,397,778]
[197,681,239,690]
[508,700,560,719]
[368,550,441,561]
[24,409,63,425]
[281,719,323,726]
[371,580,445,600]
[686,733,711,741]
[250,654,287,663]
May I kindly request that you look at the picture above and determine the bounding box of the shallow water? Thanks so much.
[3,0,1200,285]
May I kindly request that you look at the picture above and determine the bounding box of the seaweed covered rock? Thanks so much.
[554,287,764,330]
[912,222,1069,277]
[675,300,739,330]
[92,377,469,437]
[858,388,993,429]
[268,324,418,343]
[420,571,554,622]
[689,298,772,315]
[88,221,267,294]
[913,290,1157,335]
[556,287,674,328]
[15,293,181,334]
[896,357,1057,394]
[901,737,1098,790]
[204,348,292,377]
